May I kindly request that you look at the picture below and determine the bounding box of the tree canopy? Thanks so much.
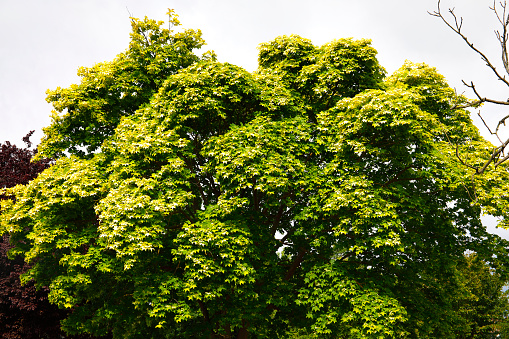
[2,11,509,338]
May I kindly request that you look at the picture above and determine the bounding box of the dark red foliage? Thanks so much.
[0,234,68,338]
[0,132,104,338]
[0,131,52,192]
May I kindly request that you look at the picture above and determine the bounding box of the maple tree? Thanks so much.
[2,11,509,338]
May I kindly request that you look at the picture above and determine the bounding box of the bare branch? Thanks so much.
[477,111,505,145]
[491,1,509,75]
[432,0,509,188]
[495,150,509,166]
[125,6,133,18]
[495,113,509,134]
[463,80,509,105]
[430,0,509,87]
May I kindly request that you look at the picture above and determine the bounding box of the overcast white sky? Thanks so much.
[1,0,508,235]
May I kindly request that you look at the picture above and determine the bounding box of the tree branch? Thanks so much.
[462,80,509,106]
[270,191,293,237]
[378,165,419,187]
[198,300,210,322]
[432,0,509,172]
[430,0,509,87]
[491,0,509,75]
[284,248,307,281]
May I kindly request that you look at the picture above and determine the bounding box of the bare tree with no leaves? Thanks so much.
[431,0,509,174]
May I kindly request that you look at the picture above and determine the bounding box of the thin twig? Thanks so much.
[431,0,509,172]
[430,0,509,87]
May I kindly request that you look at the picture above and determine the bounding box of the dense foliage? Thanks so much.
[2,12,509,338]
[456,253,509,338]
[0,133,62,338]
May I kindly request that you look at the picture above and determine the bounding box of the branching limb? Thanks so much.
[471,111,509,174]
[477,111,505,145]
[447,131,509,176]
[491,1,509,75]
[284,248,307,281]
[463,80,509,106]
[495,113,509,133]
[432,0,509,172]
[443,131,479,173]
[430,0,509,87]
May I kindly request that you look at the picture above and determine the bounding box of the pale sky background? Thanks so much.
[1,0,508,236]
